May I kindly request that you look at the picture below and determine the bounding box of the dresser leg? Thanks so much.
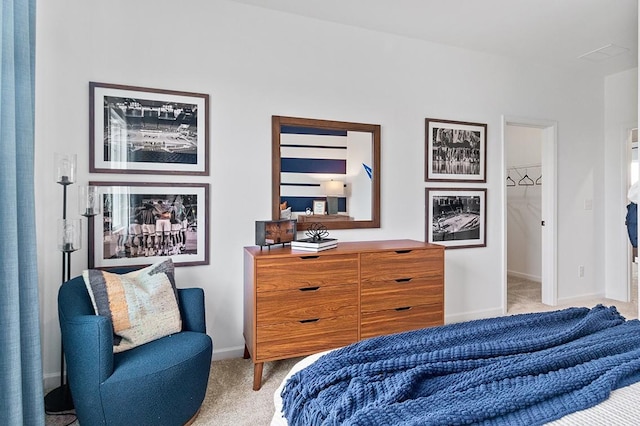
[243,345,250,359]
[253,362,264,391]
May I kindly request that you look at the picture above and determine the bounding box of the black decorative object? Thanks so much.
[305,223,330,241]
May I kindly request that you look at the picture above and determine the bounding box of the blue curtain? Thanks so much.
[0,0,44,425]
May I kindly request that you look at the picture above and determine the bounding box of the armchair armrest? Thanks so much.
[177,288,206,333]
[60,314,114,409]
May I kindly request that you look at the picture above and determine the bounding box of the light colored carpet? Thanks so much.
[45,356,301,426]
[507,273,638,320]
[192,356,301,426]
[47,272,638,425]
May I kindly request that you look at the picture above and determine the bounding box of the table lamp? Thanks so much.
[323,180,344,215]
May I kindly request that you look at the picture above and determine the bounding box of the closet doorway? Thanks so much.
[503,117,558,313]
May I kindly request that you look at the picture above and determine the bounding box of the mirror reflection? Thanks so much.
[272,116,380,230]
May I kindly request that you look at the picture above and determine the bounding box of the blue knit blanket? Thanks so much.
[281,305,640,425]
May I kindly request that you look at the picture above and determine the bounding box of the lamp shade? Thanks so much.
[322,180,345,196]
[57,219,81,252]
[79,185,101,217]
[54,153,77,185]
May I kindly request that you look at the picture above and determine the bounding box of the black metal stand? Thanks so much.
[44,382,73,413]
[44,180,75,413]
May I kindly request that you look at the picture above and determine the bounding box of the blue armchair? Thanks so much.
[58,274,213,426]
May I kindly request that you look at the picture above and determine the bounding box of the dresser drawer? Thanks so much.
[360,249,443,283]
[360,305,443,339]
[361,277,443,313]
[256,314,357,360]
[257,283,358,323]
[256,254,358,292]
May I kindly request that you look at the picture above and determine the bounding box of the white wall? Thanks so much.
[35,0,613,384]
[506,126,543,281]
[603,68,639,301]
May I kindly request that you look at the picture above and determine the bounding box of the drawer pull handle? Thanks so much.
[395,306,412,311]
[299,286,320,292]
[395,278,413,283]
[300,255,320,260]
[395,250,412,254]
[299,318,320,323]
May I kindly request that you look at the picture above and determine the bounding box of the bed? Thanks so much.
[271,305,640,425]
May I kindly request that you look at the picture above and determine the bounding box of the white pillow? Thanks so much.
[280,206,292,219]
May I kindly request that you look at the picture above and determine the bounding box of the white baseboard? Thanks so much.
[557,293,605,305]
[445,307,504,324]
[212,345,245,361]
[43,372,65,391]
[507,270,541,282]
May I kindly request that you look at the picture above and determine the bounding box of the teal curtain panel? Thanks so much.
[0,0,44,425]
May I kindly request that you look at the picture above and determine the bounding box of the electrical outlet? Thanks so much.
[579,265,585,278]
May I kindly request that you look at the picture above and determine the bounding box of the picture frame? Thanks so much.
[425,118,487,182]
[426,188,487,249]
[255,219,297,248]
[88,181,209,269]
[313,200,327,215]
[89,82,209,175]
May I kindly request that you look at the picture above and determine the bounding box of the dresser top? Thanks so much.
[244,239,444,258]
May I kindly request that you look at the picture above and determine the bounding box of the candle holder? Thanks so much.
[57,219,81,253]
[79,185,101,217]
[54,153,77,186]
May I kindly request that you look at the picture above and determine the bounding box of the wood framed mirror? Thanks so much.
[272,116,381,231]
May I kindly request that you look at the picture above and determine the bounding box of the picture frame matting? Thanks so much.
[425,118,487,182]
[88,181,210,269]
[426,187,487,249]
[89,82,210,175]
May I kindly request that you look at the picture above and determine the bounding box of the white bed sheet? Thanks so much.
[271,351,640,425]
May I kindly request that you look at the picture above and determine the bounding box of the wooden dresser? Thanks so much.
[243,239,444,390]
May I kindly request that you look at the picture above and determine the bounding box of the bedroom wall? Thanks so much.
[36,0,611,385]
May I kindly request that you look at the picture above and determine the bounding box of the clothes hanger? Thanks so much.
[535,174,542,185]
[506,169,516,187]
[518,170,535,186]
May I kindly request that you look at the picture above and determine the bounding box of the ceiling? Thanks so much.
[229,0,638,78]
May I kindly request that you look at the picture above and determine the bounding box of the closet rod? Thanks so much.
[508,163,541,171]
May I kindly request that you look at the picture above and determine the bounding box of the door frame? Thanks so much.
[502,116,558,312]
[626,126,637,302]
[603,123,637,302]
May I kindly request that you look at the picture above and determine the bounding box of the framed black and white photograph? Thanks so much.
[88,182,209,268]
[425,118,486,182]
[89,82,209,175]
[426,188,486,249]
